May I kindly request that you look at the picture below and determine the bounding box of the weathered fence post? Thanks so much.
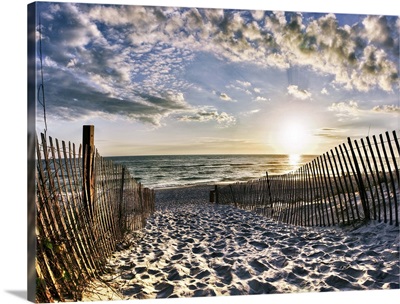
[266,171,273,214]
[82,125,95,220]
[386,131,399,226]
[120,166,126,231]
[347,137,370,221]
[215,185,219,204]
[209,189,215,203]
[379,133,395,225]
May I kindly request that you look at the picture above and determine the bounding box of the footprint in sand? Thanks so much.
[367,269,399,283]
[249,259,269,273]
[342,266,365,279]
[281,246,300,256]
[307,251,325,259]
[171,253,184,261]
[317,264,331,273]
[287,272,306,286]
[213,264,233,284]
[195,270,211,280]
[209,251,225,258]
[135,266,147,274]
[261,231,279,239]
[192,246,206,254]
[155,282,174,298]
[249,241,269,250]
[148,268,160,275]
[235,236,248,246]
[325,275,356,290]
[292,265,309,277]
[167,268,183,281]
[183,237,195,244]
[121,272,135,280]
[229,287,247,296]
[270,256,288,268]
[247,279,277,294]
[122,284,143,297]
[119,264,134,271]
[235,265,252,280]
[193,289,216,297]
[189,266,202,276]
[177,243,188,251]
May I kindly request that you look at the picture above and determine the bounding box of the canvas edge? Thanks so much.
[27,2,37,302]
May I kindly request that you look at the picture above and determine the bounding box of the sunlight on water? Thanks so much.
[107,154,317,188]
[289,154,301,167]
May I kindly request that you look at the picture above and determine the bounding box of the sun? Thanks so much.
[277,122,311,155]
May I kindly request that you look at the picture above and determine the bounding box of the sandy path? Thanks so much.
[83,185,399,300]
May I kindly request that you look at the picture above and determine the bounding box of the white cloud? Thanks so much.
[219,93,234,101]
[321,88,329,95]
[51,5,400,97]
[85,7,399,95]
[66,58,77,68]
[251,10,265,21]
[287,85,312,100]
[236,80,252,87]
[362,16,393,45]
[329,101,399,119]
[328,100,360,121]
[241,109,260,116]
[254,96,270,102]
[178,107,236,126]
[371,104,400,113]
[314,128,348,140]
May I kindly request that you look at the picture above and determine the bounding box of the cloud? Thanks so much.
[321,88,329,95]
[254,96,270,102]
[37,2,399,130]
[219,93,234,101]
[329,100,359,112]
[371,104,400,113]
[328,100,360,121]
[313,128,348,140]
[328,100,399,125]
[41,58,194,127]
[226,82,253,95]
[87,5,398,94]
[178,107,236,126]
[236,80,252,87]
[241,109,260,116]
[138,92,190,110]
[287,85,312,100]
[362,16,394,47]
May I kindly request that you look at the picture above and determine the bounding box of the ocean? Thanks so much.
[106,154,317,189]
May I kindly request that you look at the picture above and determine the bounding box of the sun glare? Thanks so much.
[278,122,311,155]
[289,153,301,166]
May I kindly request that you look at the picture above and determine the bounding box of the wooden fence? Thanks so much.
[217,130,399,227]
[35,126,155,303]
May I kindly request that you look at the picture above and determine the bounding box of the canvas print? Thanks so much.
[27,1,399,303]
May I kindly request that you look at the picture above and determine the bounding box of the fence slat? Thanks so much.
[373,135,390,223]
[379,133,395,225]
[385,131,399,226]
[346,139,368,221]
[358,138,378,220]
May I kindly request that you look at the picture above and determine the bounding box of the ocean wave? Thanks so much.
[106,154,313,189]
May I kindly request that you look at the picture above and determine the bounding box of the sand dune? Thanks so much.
[82,185,399,301]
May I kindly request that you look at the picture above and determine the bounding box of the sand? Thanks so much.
[82,185,399,301]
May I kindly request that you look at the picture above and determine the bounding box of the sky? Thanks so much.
[31,0,400,156]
